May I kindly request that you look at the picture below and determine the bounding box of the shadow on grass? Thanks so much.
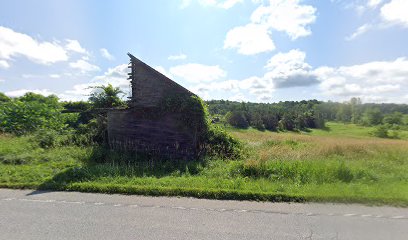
[38,146,206,191]
[321,125,331,132]
[34,146,305,203]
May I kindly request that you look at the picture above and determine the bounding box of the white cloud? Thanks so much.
[251,0,317,40]
[0,60,9,69]
[337,0,406,40]
[265,49,310,71]
[367,0,383,8]
[0,26,92,69]
[169,63,227,82]
[229,93,248,102]
[180,0,192,8]
[0,26,69,66]
[224,24,275,55]
[381,0,408,27]
[198,0,243,9]
[346,23,373,41]
[64,83,97,97]
[181,0,242,9]
[191,75,275,102]
[69,59,100,73]
[65,39,88,55]
[92,64,129,88]
[49,74,61,79]
[264,49,318,88]
[224,0,316,55]
[191,51,408,103]
[316,57,408,102]
[153,66,172,78]
[100,48,115,60]
[5,89,56,98]
[63,64,131,101]
[189,50,316,102]
[168,54,187,61]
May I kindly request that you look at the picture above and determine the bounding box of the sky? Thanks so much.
[0,0,408,103]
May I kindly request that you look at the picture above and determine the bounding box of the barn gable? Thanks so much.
[127,53,193,108]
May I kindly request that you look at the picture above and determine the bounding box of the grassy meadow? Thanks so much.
[1,122,408,206]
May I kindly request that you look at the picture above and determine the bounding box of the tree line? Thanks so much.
[206,99,325,131]
[314,97,408,126]
[1,90,407,138]
[205,97,408,138]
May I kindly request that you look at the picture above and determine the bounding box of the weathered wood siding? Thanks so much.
[128,54,193,108]
[107,109,197,159]
[107,54,199,159]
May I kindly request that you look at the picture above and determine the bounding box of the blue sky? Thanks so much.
[1,0,408,103]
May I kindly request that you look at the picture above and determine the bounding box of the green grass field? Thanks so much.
[1,122,408,206]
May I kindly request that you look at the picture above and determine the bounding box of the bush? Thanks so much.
[336,162,354,183]
[34,130,59,149]
[361,108,383,126]
[203,125,242,159]
[372,125,389,138]
[225,111,249,129]
[0,93,65,135]
[371,124,400,139]
[383,112,403,125]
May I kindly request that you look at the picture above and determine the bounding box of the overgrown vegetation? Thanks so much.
[0,93,66,135]
[208,99,325,131]
[207,98,408,139]
[1,123,408,205]
[1,90,408,205]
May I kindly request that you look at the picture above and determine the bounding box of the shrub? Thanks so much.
[0,93,65,135]
[34,130,59,149]
[161,95,243,159]
[383,112,403,125]
[372,125,389,138]
[203,125,242,159]
[336,162,354,183]
[225,111,249,129]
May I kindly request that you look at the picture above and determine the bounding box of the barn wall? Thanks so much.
[107,109,197,159]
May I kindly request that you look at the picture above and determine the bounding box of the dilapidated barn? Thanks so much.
[107,53,205,159]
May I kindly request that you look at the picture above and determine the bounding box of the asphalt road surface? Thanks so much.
[0,189,407,240]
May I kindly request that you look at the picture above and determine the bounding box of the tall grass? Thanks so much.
[1,122,408,206]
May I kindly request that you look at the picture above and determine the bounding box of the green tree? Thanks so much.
[349,97,362,124]
[0,93,65,135]
[250,112,265,131]
[225,111,249,129]
[278,115,295,131]
[89,84,125,108]
[80,84,127,144]
[372,125,389,138]
[361,108,383,126]
[262,114,279,131]
[0,92,11,102]
[383,112,403,125]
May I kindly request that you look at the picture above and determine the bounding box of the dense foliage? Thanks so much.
[206,100,325,131]
[0,93,66,135]
[0,89,241,159]
[160,95,242,158]
[314,97,408,138]
[1,89,407,148]
[88,84,126,109]
[204,98,408,138]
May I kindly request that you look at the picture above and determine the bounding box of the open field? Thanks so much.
[1,122,408,206]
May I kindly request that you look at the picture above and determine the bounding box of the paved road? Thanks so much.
[0,189,407,240]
